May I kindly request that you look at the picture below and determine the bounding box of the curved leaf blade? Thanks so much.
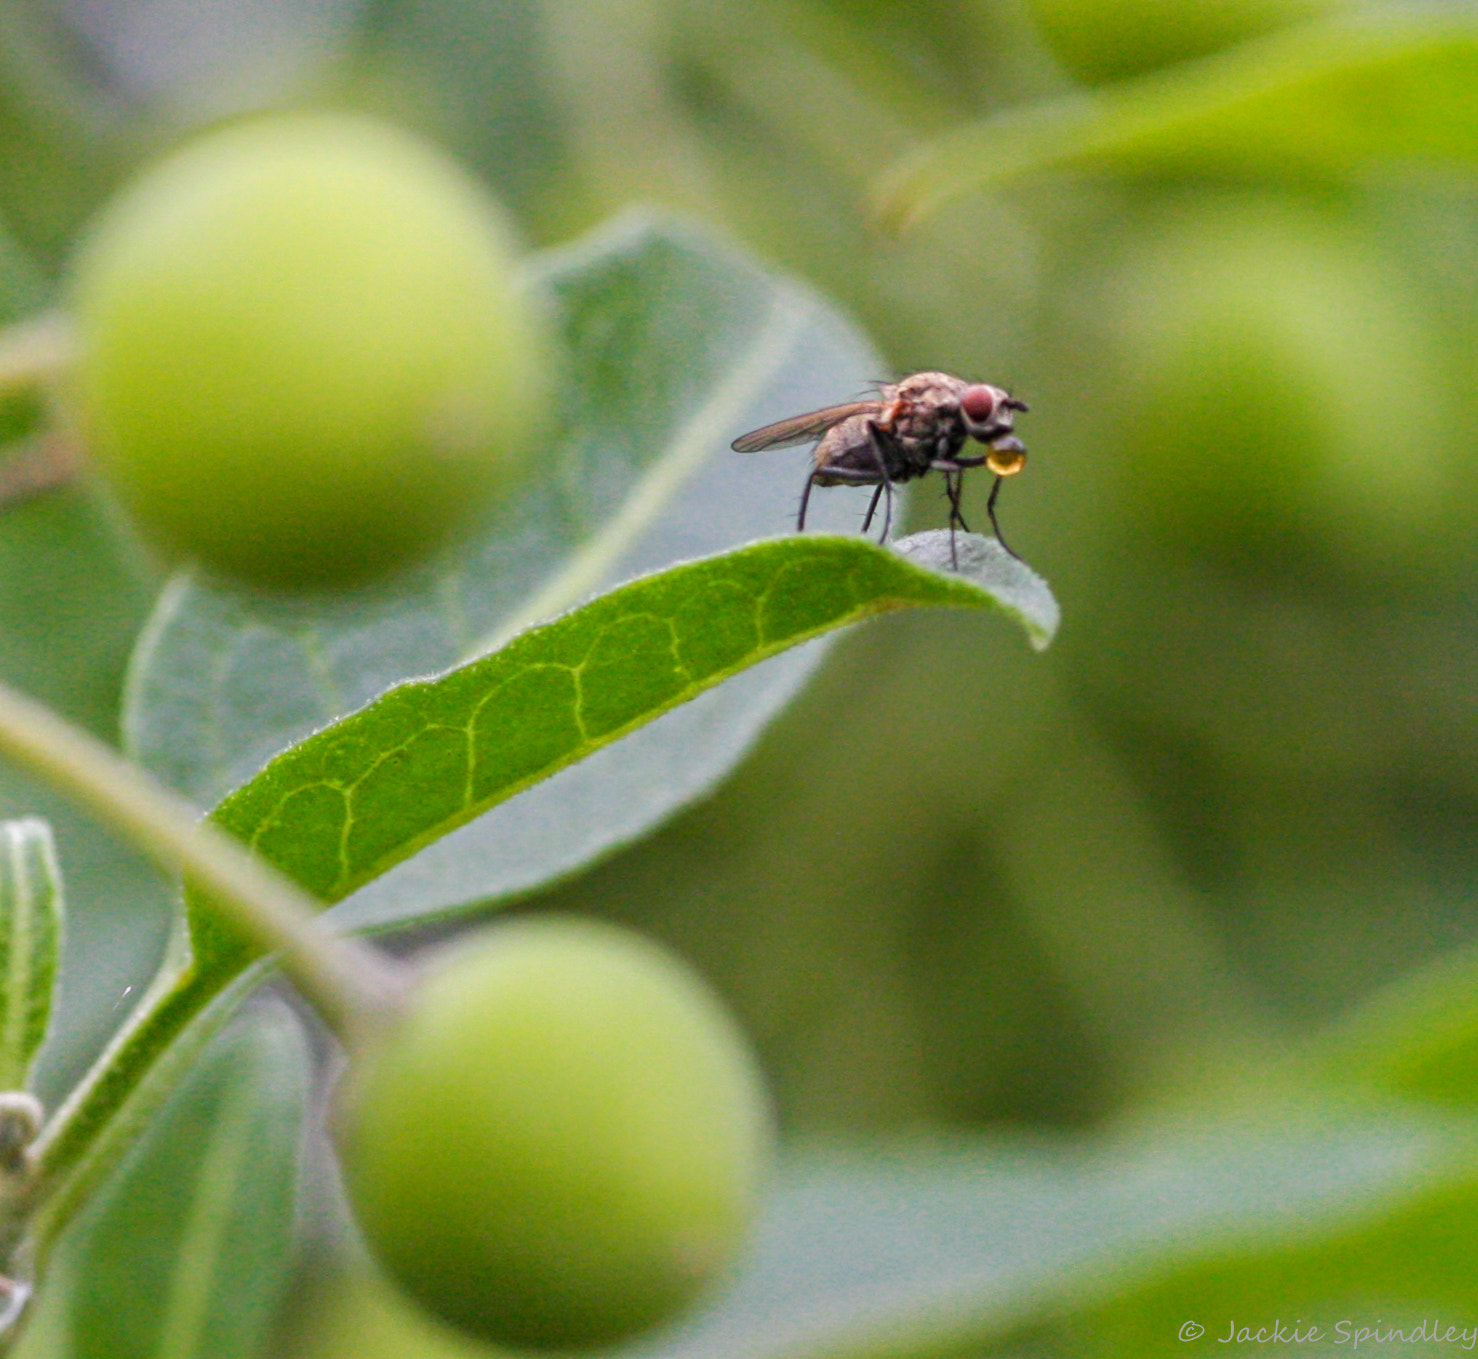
[876,16,1478,231]
[198,534,1053,958]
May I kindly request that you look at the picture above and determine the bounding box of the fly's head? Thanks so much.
[960,383,1028,477]
[959,383,1024,438]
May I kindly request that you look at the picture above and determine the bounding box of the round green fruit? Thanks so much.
[1107,198,1457,564]
[68,113,545,589]
[337,916,772,1351]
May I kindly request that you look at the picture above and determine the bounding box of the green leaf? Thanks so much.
[123,211,890,925]
[0,816,62,1090]
[211,533,1054,946]
[875,15,1478,231]
[18,1000,311,1359]
[626,1104,1475,1359]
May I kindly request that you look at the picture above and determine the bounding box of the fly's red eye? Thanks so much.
[960,385,999,425]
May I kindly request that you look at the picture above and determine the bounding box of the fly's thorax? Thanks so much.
[881,372,969,461]
[885,371,968,404]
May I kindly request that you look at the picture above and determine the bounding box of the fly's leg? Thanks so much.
[800,465,886,537]
[944,472,972,534]
[986,475,1020,561]
[861,484,885,534]
[943,470,971,569]
[796,470,819,532]
[930,462,974,570]
[864,423,896,543]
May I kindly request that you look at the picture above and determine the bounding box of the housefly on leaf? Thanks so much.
[731,371,1027,565]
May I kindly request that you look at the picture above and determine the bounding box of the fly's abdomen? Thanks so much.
[811,416,884,483]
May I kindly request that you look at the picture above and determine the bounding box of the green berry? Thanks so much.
[1109,198,1455,562]
[68,112,546,588]
[337,916,772,1350]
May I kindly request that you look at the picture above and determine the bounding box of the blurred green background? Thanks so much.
[4,0,1478,1149]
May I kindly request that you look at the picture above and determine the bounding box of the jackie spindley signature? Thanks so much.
[1179,1318,1478,1349]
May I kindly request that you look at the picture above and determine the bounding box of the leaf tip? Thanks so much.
[891,530,1059,648]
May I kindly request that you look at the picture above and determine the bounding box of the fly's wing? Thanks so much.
[730,401,879,452]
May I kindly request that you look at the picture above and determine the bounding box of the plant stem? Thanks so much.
[0,680,404,1048]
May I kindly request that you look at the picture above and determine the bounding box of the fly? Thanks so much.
[731,371,1028,564]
